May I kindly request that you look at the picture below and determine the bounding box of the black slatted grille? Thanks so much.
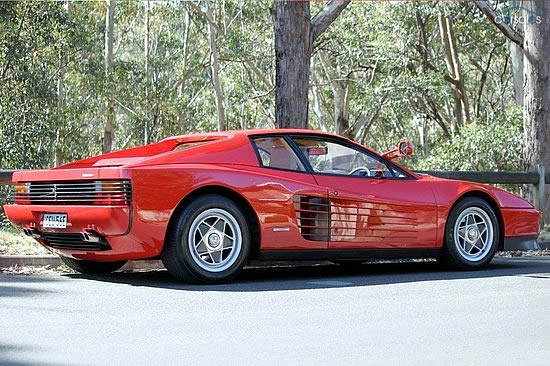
[293,195,331,242]
[41,232,110,251]
[16,180,132,205]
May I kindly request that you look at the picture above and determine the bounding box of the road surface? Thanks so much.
[1,257,550,365]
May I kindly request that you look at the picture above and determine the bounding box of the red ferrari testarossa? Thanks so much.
[4,129,540,283]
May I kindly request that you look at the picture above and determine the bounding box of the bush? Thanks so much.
[417,109,522,172]
[0,185,13,229]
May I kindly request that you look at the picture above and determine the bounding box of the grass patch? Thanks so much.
[0,227,51,255]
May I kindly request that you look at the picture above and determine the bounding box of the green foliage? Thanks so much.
[0,0,530,236]
[0,1,522,169]
[0,185,13,229]
[0,1,74,169]
[417,107,523,171]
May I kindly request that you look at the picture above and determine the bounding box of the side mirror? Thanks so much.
[398,140,413,157]
[382,140,414,160]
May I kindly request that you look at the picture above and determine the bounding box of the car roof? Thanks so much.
[141,129,417,178]
[161,128,345,142]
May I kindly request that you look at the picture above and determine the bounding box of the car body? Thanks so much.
[4,129,540,282]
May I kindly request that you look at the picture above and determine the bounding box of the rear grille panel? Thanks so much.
[41,232,110,251]
[16,180,132,205]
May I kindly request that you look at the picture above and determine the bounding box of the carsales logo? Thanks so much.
[495,5,542,25]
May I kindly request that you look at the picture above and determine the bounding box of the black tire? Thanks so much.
[161,194,251,284]
[60,256,126,274]
[442,197,500,270]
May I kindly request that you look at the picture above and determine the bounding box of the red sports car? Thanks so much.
[4,129,540,283]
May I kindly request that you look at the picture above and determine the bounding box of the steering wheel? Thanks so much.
[348,166,372,177]
[256,146,271,157]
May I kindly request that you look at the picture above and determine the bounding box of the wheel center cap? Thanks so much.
[207,232,222,248]
[467,227,479,241]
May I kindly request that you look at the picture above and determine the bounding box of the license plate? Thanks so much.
[43,213,67,229]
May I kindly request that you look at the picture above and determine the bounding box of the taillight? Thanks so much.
[14,182,31,204]
[94,180,132,205]
[13,180,131,206]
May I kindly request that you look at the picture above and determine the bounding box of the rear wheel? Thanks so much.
[161,194,251,284]
[442,197,499,270]
[60,256,126,274]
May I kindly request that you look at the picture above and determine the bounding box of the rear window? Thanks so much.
[173,141,210,151]
[251,136,305,172]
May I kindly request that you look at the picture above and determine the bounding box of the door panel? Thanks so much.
[314,175,437,249]
[247,135,328,250]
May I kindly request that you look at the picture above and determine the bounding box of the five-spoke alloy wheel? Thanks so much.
[443,197,499,269]
[188,208,242,273]
[453,207,494,262]
[161,194,251,283]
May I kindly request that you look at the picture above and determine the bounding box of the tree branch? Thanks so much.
[188,1,219,30]
[472,0,523,47]
[243,59,273,90]
[311,1,350,41]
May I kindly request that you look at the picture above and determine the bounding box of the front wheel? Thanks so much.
[60,256,127,274]
[442,197,500,270]
[161,195,251,284]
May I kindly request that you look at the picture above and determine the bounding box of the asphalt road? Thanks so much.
[1,257,550,366]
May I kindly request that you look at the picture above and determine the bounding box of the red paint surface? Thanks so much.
[3,129,540,261]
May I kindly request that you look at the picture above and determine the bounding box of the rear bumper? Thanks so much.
[3,204,162,262]
[3,204,131,236]
[503,236,540,251]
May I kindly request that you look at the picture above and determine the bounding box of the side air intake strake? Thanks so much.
[294,195,419,242]
[293,195,330,242]
[15,180,132,206]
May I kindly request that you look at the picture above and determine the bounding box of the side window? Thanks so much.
[291,137,395,178]
[251,137,305,172]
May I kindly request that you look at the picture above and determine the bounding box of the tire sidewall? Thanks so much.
[445,197,499,268]
[172,195,250,282]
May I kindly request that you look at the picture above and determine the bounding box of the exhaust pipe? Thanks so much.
[80,231,100,243]
[24,228,41,239]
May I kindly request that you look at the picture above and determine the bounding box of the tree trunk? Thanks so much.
[510,42,524,106]
[310,56,329,132]
[272,0,350,129]
[180,7,190,97]
[54,0,72,167]
[55,50,65,167]
[205,0,225,132]
[523,0,550,225]
[103,0,116,153]
[509,0,524,106]
[439,15,469,132]
[272,1,311,129]
[144,0,151,144]
[318,51,352,137]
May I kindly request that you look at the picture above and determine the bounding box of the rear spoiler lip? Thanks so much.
[12,167,129,183]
